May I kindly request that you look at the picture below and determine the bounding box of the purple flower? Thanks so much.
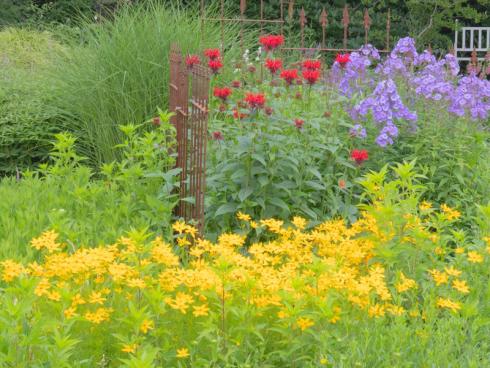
[351,79,417,147]
[350,124,367,139]
[448,73,490,120]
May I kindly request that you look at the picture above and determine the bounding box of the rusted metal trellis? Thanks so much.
[169,44,210,234]
[200,0,392,55]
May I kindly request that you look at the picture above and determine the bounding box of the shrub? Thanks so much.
[0,163,489,366]
[0,112,179,259]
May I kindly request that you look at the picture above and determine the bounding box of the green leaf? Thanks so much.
[214,203,237,217]
[238,187,254,202]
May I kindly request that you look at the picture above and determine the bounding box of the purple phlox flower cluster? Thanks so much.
[412,56,455,102]
[375,37,418,77]
[391,37,418,62]
[414,50,436,66]
[349,124,367,139]
[359,44,381,61]
[448,73,490,120]
[351,79,417,147]
[338,52,370,97]
[444,53,459,77]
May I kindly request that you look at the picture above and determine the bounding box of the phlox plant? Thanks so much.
[1,163,490,367]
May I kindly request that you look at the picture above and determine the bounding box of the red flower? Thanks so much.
[259,34,285,52]
[302,59,321,70]
[208,59,223,74]
[185,54,200,69]
[350,149,369,165]
[231,80,241,88]
[265,106,274,115]
[248,65,256,73]
[324,111,332,118]
[294,118,304,129]
[212,131,223,140]
[280,68,299,85]
[213,87,232,102]
[302,69,320,85]
[338,179,346,189]
[244,92,266,109]
[265,58,283,75]
[335,53,350,67]
[204,48,220,60]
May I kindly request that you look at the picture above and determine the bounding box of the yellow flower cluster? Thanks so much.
[0,206,486,360]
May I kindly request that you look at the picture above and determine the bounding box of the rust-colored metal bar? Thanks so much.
[280,0,284,36]
[288,0,294,20]
[320,8,328,48]
[342,5,349,49]
[282,47,390,53]
[202,17,284,24]
[386,8,391,50]
[363,9,371,45]
[299,8,306,49]
[240,0,246,56]
[220,0,225,51]
[260,0,264,36]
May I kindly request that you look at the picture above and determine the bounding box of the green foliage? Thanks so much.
[48,1,243,168]
[0,114,178,259]
[206,89,365,237]
[0,28,68,176]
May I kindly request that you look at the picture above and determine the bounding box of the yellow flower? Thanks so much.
[368,304,386,318]
[165,292,194,314]
[440,204,461,220]
[172,221,187,234]
[35,278,51,297]
[436,297,461,312]
[64,306,77,319]
[320,357,328,365]
[176,348,190,358]
[277,310,289,319]
[30,230,64,253]
[428,269,448,286]
[419,201,432,211]
[192,304,209,317]
[395,272,417,292]
[127,278,146,289]
[296,317,314,331]
[454,247,465,255]
[85,307,113,324]
[140,319,154,334]
[444,266,462,277]
[452,279,470,294]
[236,211,251,222]
[292,216,307,230]
[1,260,24,282]
[88,291,106,305]
[47,291,61,301]
[467,251,483,263]
[434,246,445,255]
[121,344,137,353]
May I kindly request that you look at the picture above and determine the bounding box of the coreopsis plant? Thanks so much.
[1,164,489,366]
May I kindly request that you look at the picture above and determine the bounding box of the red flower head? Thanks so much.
[265,58,283,75]
[244,92,266,109]
[294,118,304,129]
[302,59,321,70]
[259,34,285,52]
[208,59,223,74]
[231,80,241,88]
[265,106,274,116]
[338,179,346,189]
[185,54,200,69]
[204,48,221,60]
[212,131,223,140]
[350,149,369,165]
[302,69,320,85]
[248,65,257,73]
[213,87,232,102]
[335,53,350,67]
[280,68,299,85]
